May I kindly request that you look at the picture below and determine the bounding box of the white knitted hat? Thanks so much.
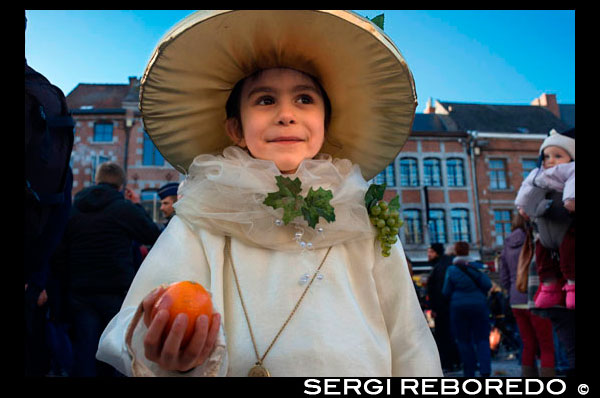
[539,129,575,160]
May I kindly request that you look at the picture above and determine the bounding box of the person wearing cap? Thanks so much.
[157,182,179,229]
[97,10,442,377]
[515,128,575,310]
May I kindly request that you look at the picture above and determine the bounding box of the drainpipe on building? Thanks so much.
[423,185,431,245]
[467,130,485,253]
[123,109,134,187]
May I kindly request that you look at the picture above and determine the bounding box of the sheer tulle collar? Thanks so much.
[174,146,376,251]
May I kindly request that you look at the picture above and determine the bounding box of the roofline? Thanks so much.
[471,131,547,140]
[66,82,129,97]
[409,131,468,138]
[438,100,575,107]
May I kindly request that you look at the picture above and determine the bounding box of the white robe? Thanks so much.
[96,147,443,377]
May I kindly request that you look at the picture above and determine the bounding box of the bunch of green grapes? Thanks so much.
[369,200,403,257]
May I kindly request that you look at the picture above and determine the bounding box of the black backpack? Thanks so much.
[25,62,75,282]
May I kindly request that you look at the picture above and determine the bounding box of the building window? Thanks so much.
[521,158,538,180]
[423,158,442,187]
[94,122,113,142]
[494,209,512,245]
[403,209,423,244]
[141,189,160,222]
[428,209,447,244]
[143,131,165,166]
[447,158,466,187]
[451,209,470,242]
[489,159,508,189]
[374,164,396,187]
[400,158,419,187]
[385,164,396,187]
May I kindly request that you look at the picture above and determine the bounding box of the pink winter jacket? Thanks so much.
[515,162,575,213]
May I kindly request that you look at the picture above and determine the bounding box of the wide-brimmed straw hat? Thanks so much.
[140,10,417,180]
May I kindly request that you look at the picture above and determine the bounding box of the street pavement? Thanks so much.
[489,356,522,377]
[443,352,522,377]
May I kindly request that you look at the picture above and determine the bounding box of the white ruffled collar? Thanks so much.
[174,146,376,251]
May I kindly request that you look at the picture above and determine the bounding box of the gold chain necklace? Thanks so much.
[225,235,332,377]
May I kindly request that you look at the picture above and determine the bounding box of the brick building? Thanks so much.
[372,114,478,264]
[66,77,181,222]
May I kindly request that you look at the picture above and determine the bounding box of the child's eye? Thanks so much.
[257,96,275,105]
[296,95,314,104]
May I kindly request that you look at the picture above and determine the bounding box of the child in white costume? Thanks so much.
[97,10,443,377]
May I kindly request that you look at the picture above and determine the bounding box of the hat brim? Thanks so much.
[140,10,417,180]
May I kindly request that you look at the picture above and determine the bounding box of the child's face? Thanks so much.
[229,68,326,174]
[543,146,571,168]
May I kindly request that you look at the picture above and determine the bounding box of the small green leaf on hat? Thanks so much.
[370,13,385,30]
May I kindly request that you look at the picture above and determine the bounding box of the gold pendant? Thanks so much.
[248,363,271,377]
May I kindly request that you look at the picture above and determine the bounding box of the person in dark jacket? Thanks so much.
[426,243,461,373]
[25,13,76,376]
[443,241,493,377]
[55,162,160,376]
[499,214,555,377]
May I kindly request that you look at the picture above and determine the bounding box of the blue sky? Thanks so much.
[25,10,575,113]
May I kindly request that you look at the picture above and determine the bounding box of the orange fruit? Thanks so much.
[150,281,213,348]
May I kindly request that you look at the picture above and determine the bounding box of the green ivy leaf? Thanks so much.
[364,183,386,210]
[275,175,302,197]
[302,187,335,228]
[388,195,400,212]
[263,176,304,224]
[263,176,335,228]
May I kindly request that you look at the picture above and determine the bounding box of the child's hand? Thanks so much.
[141,286,222,372]
[564,199,575,213]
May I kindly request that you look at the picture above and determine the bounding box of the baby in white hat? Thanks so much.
[515,128,575,309]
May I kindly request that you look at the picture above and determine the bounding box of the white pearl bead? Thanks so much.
[274,219,283,226]
[299,273,310,285]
